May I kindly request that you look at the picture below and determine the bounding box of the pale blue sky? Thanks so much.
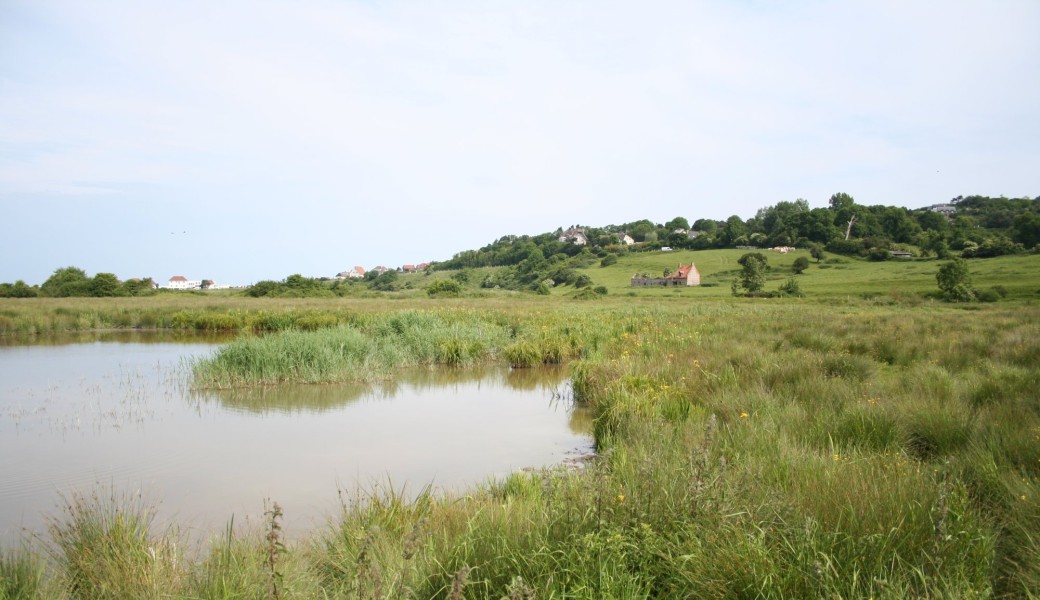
[2,0,1038,285]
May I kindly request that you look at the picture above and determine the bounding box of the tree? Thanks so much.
[89,273,122,297]
[828,192,855,212]
[735,252,768,294]
[370,270,399,291]
[665,216,690,231]
[936,259,974,302]
[40,266,90,297]
[792,257,809,274]
[809,244,825,263]
[1012,212,1040,248]
[692,218,719,234]
[919,230,951,259]
[121,278,156,296]
[720,216,747,247]
[1,280,38,298]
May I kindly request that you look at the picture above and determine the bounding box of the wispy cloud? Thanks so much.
[1,0,1038,283]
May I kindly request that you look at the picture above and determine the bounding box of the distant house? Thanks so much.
[337,266,366,279]
[166,275,201,290]
[559,227,588,245]
[371,266,390,275]
[619,234,635,245]
[401,264,417,272]
[631,263,701,287]
[928,203,957,218]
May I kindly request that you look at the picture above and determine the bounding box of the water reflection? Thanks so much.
[0,330,235,347]
[201,366,570,415]
[0,338,592,545]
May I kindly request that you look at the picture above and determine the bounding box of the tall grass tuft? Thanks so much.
[0,547,45,599]
[45,489,181,599]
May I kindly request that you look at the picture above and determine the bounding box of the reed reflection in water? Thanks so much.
[0,339,591,544]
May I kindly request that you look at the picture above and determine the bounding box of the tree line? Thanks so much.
[434,193,1039,271]
[0,267,158,298]
[3,194,1036,298]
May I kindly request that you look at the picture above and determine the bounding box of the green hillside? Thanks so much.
[570,248,1040,301]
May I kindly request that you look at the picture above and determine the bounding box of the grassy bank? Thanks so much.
[2,253,1037,336]
[2,300,1039,598]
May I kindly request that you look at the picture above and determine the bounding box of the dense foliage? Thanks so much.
[3,267,160,298]
[430,194,1039,277]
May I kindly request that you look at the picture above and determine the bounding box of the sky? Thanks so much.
[2,0,1038,286]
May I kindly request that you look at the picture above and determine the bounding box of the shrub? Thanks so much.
[778,278,804,297]
[600,254,618,267]
[975,288,1000,303]
[427,279,462,298]
[867,247,891,261]
[825,239,865,256]
[792,257,809,274]
[936,259,973,302]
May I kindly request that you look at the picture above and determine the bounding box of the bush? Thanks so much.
[867,247,891,261]
[975,288,1000,303]
[600,254,618,267]
[825,239,864,256]
[426,279,462,298]
[936,259,973,302]
[792,257,809,274]
[778,278,804,297]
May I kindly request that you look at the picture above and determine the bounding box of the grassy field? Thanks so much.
[575,249,1040,300]
[1,256,1040,598]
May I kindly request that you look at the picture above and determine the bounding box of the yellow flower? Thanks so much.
[617,494,625,502]
[833,453,841,462]
[740,412,749,418]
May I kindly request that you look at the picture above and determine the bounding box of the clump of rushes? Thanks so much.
[45,489,181,599]
[191,310,522,387]
[0,547,45,599]
[503,340,541,368]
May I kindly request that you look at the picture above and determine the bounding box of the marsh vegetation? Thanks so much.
[0,295,1037,598]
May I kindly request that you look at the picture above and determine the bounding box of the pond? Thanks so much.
[0,333,592,545]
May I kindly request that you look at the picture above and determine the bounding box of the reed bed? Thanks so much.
[2,300,1038,598]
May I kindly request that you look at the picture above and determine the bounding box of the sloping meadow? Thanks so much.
[3,301,1038,598]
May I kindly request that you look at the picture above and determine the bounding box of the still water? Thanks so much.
[0,334,592,544]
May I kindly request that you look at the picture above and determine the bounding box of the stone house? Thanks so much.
[631,263,701,287]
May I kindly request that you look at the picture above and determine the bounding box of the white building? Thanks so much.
[166,275,202,290]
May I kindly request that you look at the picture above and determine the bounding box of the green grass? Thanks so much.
[2,298,1040,597]
[575,248,1040,301]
